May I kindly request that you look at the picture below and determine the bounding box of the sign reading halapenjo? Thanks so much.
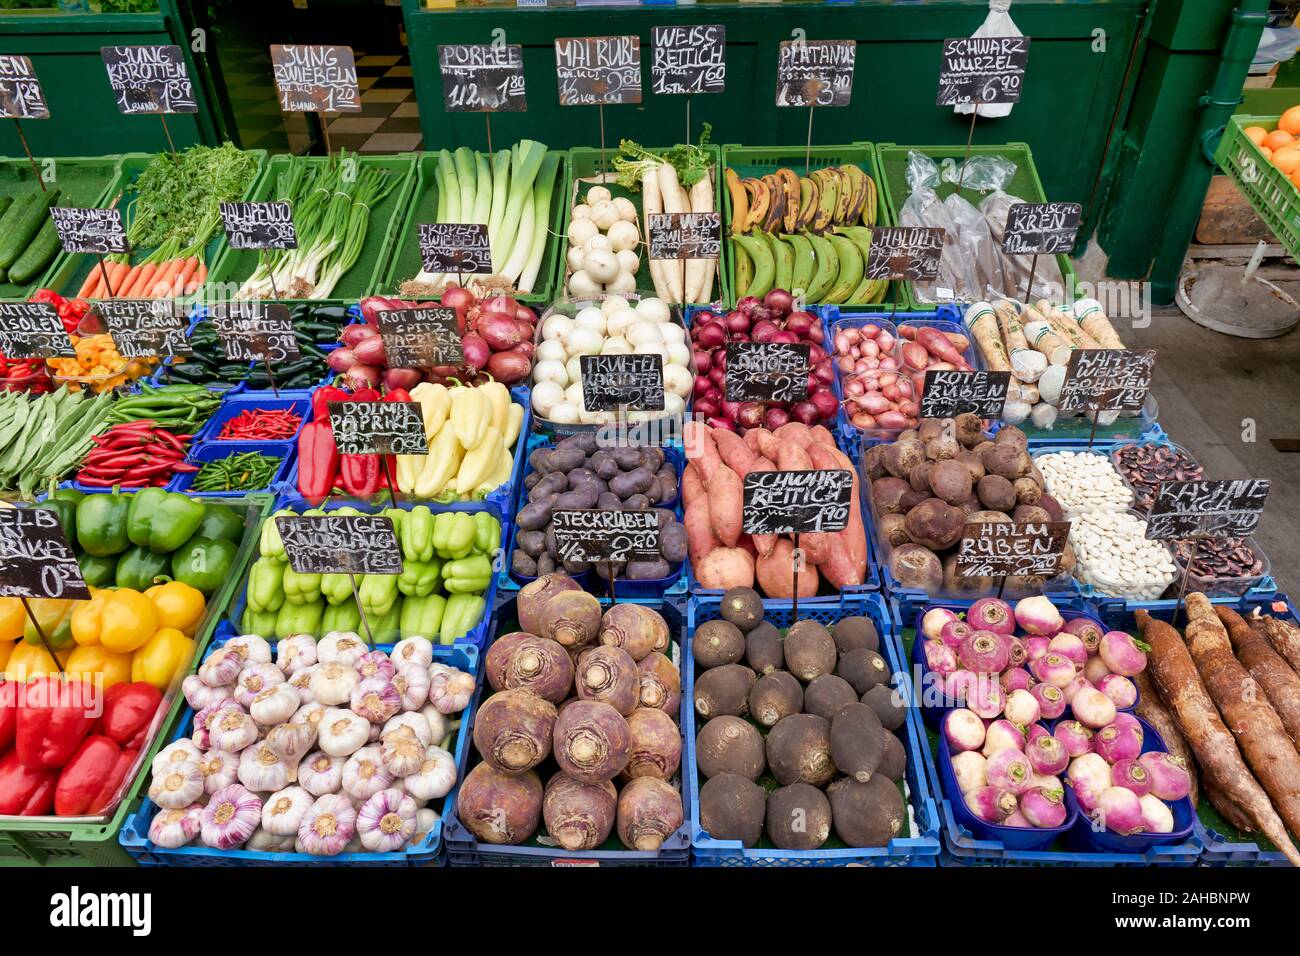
[219,201,298,251]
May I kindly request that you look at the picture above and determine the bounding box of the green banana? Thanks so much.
[767,231,794,293]
[733,240,754,297]
[783,233,816,297]
[823,233,864,305]
[803,230,839,303]
[840,226,888,304]
[734,231,776,300]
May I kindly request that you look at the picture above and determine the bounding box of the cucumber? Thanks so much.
[0,197,13,224]
[8,215,60,285]
[0,193,33,247]
[0,188,58,270]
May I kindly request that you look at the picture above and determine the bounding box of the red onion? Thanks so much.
[725,311,750,333]
[764,407,790,430]
[785,310,815,338]
[808,389,839,421]
[693,375,713,396]
[516,304,537,324]
[327,348,357,372]
[729,332,750,343]
[344,365,381,390]
[693,350,711,373]
[706,416,735,431]
[736,295,761,315]
[695,323,726,350]
[707,366,725,388]
[764,289,794,315]
[461,333,490,370]
[790,401,818,425]
[479,314,524,351]
[693,397,718,419]
[719,399,740,420]
[769,330,799,345]
[736,403,765,429]
[751,320,780,343]
[693,310,718,325]
[486,349,531,384]
[440,286,474,314]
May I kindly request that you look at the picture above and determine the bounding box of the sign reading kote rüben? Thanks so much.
[438,43,527,112]
[555,36,642,106]
[277,514,403,576]
[0,508,90,600]
[100,45,197,115]
[742,469,853,535]
[269,44,360,113]
[956,520,1070,579]
[328,400,429,456]
[552,509,660,564]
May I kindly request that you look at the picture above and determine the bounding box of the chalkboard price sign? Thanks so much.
[651,25,726,96]
[552,509,661,564]
[0,302,75,359]
[101,45,197,115]
[555,36,642,106]
[580,353,665,412]
[49,207,130,256]
[276,514,403,576]
[956,520,1070,579]
[724,341,810,403]
[937,36,1030,107]
[210,303,301,364]
[1001,202,1082,256]
[1145,479,1271,541]
[98,299,191,359]
[418,223,492,276]
[0,508,90,600]
[647,212,721,261]
[1057,348,1155,413]
[269,44,361,113]
[775,40,855,108]
[742,469,853,535]
[376,307,464,367]
[918,369,1012,418]
[439,43,527,112]
[0,55,49,120]
[220,201,298,251]
[865,227,944,282]
[328,400,429,456]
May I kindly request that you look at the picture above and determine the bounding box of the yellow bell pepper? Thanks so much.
[448,385,491,450]
[3,641,72,681]
[131,627,195,690]
[0,639,13,672]
[145,581,206,637]
[71,591,110,646]
[455,425,502,494]
[0,597,24,642]
[76,588,159,654]
[480,380,510,435]
[415,422,463,498]
[67,644,133,689]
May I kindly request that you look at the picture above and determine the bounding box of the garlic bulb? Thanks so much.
[238,743,293,793]
[318,708,369,757]
[149,761,204,809]
[358,788,417,852]
[291,701,327,733]
[152,739,202,776]
[310,662,360,706]
[427,667,475,715]
[297,793,356,856]
[208,708,258,753]
[199,647,243,688]
[351,678,400,723]
[234,662,285,709]
[392,664,429,712]
[226,634,272,666]
[420,705,452,746]
[266,721,317,763]
[298,751,345,796]
[318,633,367,667]
[250,683,300,726]
[202,785,261,850]
[287,665,317,704]
[246,828,295,853]
[357,651,396,683]
[198,750,239,795]
[261,785,313,836]
[184,675,233,711]
[276,635,318,675]
[384,711,432,748]
[191,697,238,749]
[380,726,425,778]
[343,745,394,801]
[402,746,457,802]
[148,804,203,849]
[412,808,440,846]
[391,637,433,671]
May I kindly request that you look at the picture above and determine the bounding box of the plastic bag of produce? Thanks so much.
[981,189,1067,301]
[939,155,1018,193]
[943,192,1007,298]
[905,150,942,192]
[900,188,979,304]
[953,0,1024,119]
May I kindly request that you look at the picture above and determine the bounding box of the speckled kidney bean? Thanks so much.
[1111,444,1203,511]
[1174,537,1264,580]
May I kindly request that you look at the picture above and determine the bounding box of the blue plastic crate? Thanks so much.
[172,441,296,498]
[196,393,314,446]
[118,635,479,866]
[685,592,942,866]
[442,596,692,866]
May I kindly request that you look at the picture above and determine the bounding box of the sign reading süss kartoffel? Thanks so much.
[648,212,721,261]
[210,303,300,364]
[276,514,403,576]
[865,226,944,282]
[98,299,191,358]
[724,341,810,403]
[376,307,463,367]
[918,369,1012,418]
[1001,202,1082,256]
[742,469,853,535]
[0,55,49,120]
[0,508,90,600]
[552,509,660,564]
[418,222,492,276]
[956,520,1070,579]
[0,302,75,358]
[555,36,642,106]
[1145,479,1271,540]
[651,25,725,96]
[101,45,197,115]
[1057,348,1155,413]
[937,36,1030,107]
[219,201,298,251]
[775,40,855,108]
[580,353,665,412]
[49,207,130,256]
[269,44,360,113]
[328,400,429,456]
[438,43,527,112]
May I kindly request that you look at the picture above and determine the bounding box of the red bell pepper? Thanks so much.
[297,420,339,505]
[0,681,16,752]
[15,676,98,770]
[311,384,351,421]
[54,736,137,817]
[0,749,57,815]
[94,682,162,751]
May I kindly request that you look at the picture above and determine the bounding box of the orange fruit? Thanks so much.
[1281,106,1300,135]
[1289,168,1300,189]
[1265,129,1295,150]
[1245,126,1268,145]
[1262,146,1274,159]
[1274,146,1300,174]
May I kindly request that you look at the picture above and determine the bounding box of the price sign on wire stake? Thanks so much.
[742,470,853,535]
[0,508,90,600]
[775,39,855,107]
[919,369,1012,418]
[1145,479,1271,540]
[651,25,726,95]
[648,212,721,261]
[98,299,191,359]
[49,207,130,256]
[555,36,641,106]
[937,36,1030,107]
[376,306,464,367]
[100,45,197,114]
[0,302,75,358]
[276,514,403,576]
[866,226,944,282]
[1001,202,1082,256]
[438,43,527,112]
[956,520,1071,579]
[210,303,300,364]
[724,341,810,403]
[220,201,298,251]
[1057,348,1155,413]
[269,44,361,113]
[581,353,665,412]
[0,55,49,119]
[418,223,492,276]
[552,509,661,564]
[328,400,429,456]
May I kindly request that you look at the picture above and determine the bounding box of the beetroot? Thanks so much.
[553,700,631,783]
[473,689,557,774]
[457,763,543,845]
[623,708,682,780]
[616,777,683,851]
[575,646,640,715]
[543,773,617,850]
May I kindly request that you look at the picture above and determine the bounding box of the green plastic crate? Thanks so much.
[0,492,273,867]
[0,155,124,301]
[720,143,896,309]
[563,144,723,307]
[875,142,1079,309]
[378,148,567,307]
[43,149,268,302]
[205,152,414,306]
[1215,115,1300,265]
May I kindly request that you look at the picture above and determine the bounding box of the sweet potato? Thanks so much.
[695,547,755,590]
[714,429,757,479]
[745,456,779,558]
[707,462,744,547]
[809,424,838,449]
[777,443,814,472]
[742,428,767,458]
[682,463,705,508]
[754,428,781,462]
[1248,609,1300,674]
[684,500,719,567]
[756,539,819,598]
[1137,609,1300,867]
[683,420,719,483]
[1219,606,1300,745]
[1132,669,1198,808]
[774,421,813,447]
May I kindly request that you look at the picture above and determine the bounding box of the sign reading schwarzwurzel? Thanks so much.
[937,36,1030,107]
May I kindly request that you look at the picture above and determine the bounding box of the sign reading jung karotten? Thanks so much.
[276,514,403,576]
[0,302,75,358]
[866,226,944,282]
[418,223,492,275]
[376,307,463,367]
[439,43,527,112]
[580,353,665,412]
[0,55,49,120]
[775,40,855,108]
[98,299,191,358]
[651,25,725,96]
[957,520,1071,579]
[552,509,661,564]
[101,45,197,115]
[1001,202,1082,256]
[725,342,810,404]
[919,369,1012,419]
[210,303,300,364]
[49,207,129,256]
[1146,479,1271,541]
[742,469,853,535]
[269,44,360,113]
[0,508,90,600]
[647,212,721,261]
[1057,348,1156,413]
[328,401,429,456]
[220,201,298,251]
[555,36,642,106]
[937,36,1030,107]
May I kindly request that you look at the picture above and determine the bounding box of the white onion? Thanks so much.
[607,220,640,252]
[533,359,568,387]
[567,219,598,247]
[535,339,567,364]
[585,234,612,253]
[542,314,575,342]
[590,201,620,231]
[666,342,691,367]
[565,247,585,272]
[565,354,584,384]
[663,392,686,416]
[626,322,664,347]
[565,326,603,356]
[606,307,641,337]
[606,271,637,294]
[567,271,600,297]
[549,402,579,424]
[600,336,633,355]
[659,322,686,346]
[531,381,565,417]
[664,363,694,398]
[636,298,670,323]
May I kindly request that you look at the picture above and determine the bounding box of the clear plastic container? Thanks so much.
[1169,535,1271,599]
[1069,508,1177,602]
[1107,439,1203,513]
[1031,446,1133,517]
[46,309,156,393]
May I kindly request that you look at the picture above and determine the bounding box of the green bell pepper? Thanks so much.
[76,487,132,557]
[433,511,476,559]
[260,508,294,559]
[399,593,445,641]
[127,488,206,554]
[397,558,441,598]
[321,599,362,635]
[274,598,325,640]
[240,606,279,638]
[441,554,492,594]
[246,556,287,613]
[473,512,500,556]
[359,573,399,618]
[381,507,405,539]
[369,602,401,644]
[401,505,434,562]
[171,535,237,596]
[283,565,322,605]
[37,492,80,546]
[114,545,172,591]
[194,502,245,543]
[322,572,354,606]
[440,592,485,644]
[77,552,118,589]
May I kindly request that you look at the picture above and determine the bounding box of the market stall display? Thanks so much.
[0,388,116,496]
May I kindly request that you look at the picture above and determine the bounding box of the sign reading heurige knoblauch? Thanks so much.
[270,44,361,113]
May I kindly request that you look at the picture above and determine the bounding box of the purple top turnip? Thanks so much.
[986,748,1034,795]
[940,619,973,650]
[960,630,1011,674]
[943,708,986,753]
[1062,617,1104,653]
[1110,757,1152,796]
[966,677,1004,720]
[1054,720,1094,758]
[1067,753,1113,812]
[1031,683,1066,720]
[982,719,1026,757]
[1096,673,1137,710]
[1048,633,1087,670]
[1025,636,1050,663]
[1006,636,1028,668]
[1020,786,1067,829]
[1093,786,1145,835]
[1138,752,1192,801]
[1030,653,1075,689]
[1026,734,1069,776]
[921,607,958,642]
[1073,687,1119,731]
[1098,631,1148,677]
[924,640,959,676]
[951,751,987,794]
[1093,719,1142,763]
[1003,688,1041,727]
[1000,668,1033,694]
[967,598,1015,635]
[967,786,1018,824]
[1138,793,1174,834]
[1013,595,1064,637]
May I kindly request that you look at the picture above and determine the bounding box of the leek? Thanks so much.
[492,139,546,272]
[519,153,560,294]
[487,149,510,251]
[438,151,460,222]
[454,147,476,222]
[472,153,492,224]
[501,195,535,283]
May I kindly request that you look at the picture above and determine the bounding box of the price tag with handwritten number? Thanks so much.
[0,509,90,600]
[956,521,1070,579]
[276,514,403,576]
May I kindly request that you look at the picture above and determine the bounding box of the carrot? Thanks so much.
[115,264,142,298]
[126,263,156,298]
[1248,609,1300,674]
[1218,605,1300,745]
[150,258,184,297]
[1137,608,1300,867]
[1132,669,1199,808]
[106,260,131,297]
[184,261,207,295]
[174,256,199,295]
[77,266,100,298]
